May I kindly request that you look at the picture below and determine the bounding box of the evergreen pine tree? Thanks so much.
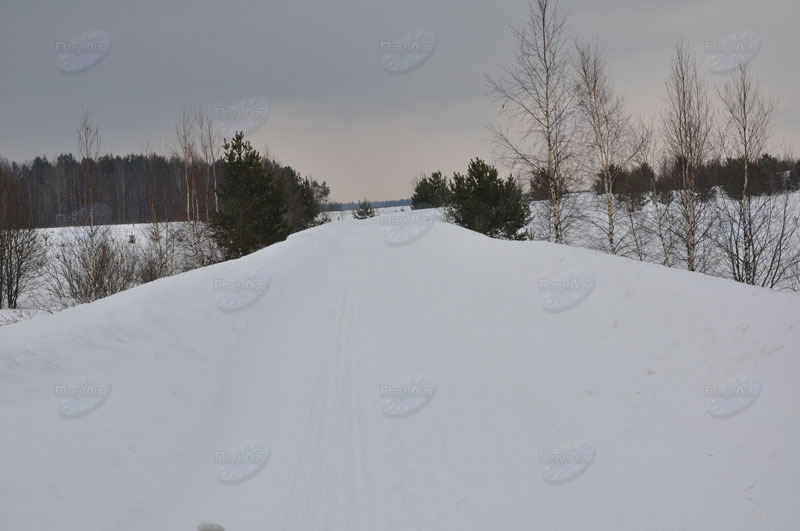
[353,199,376,219]
[210,132,289,259]
[447,158,530,240]
[411,171,450,209]
[266,160,322,233]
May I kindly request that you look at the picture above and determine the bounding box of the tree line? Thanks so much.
[1,119,330,229]
[405,0,800,290]
[0,107,332,313]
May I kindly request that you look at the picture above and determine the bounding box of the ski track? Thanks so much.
[1,215,799,530]
[284,248,374,530]
[284,235,459,530]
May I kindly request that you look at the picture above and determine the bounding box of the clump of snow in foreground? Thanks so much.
[0,211,798,530]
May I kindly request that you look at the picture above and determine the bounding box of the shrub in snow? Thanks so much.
[353,199,376,219]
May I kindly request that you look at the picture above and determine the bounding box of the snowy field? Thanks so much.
[1,211,798,530]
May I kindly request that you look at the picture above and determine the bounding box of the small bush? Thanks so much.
[353,199,376,219]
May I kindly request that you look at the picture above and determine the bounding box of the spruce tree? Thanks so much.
[210,132,289,259]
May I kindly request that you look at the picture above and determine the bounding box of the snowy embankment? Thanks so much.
[0,207,408,324]
[0,207,409,326]
[0,211,798,530]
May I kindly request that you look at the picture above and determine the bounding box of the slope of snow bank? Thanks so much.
[1,212,798,530]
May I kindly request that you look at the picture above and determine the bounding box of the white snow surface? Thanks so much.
[1,211,798,530]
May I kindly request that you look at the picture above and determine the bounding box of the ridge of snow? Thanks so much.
[1,213,798,530]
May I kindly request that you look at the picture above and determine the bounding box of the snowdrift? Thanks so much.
[1,212,798,530]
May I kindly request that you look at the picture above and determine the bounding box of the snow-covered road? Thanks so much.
[1,212,798,530]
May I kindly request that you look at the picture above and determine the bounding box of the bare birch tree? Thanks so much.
[196,104,221,216]
[48,109,141,306]
[174,105,205,268]
[140,137,175,282]
[646,135,677,267]
[75,106,103,300]
[716,64,778,284]
[486,0,576,243]
[575,38,648,254]
[662,40,714,271]
[714,65,799,288]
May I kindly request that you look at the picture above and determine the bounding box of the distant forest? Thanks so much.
[0,151,413,229]
[3,151,795,229]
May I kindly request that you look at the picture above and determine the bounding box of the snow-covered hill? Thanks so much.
[1,211,798,530]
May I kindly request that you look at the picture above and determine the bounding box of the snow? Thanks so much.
[1,210,798,530]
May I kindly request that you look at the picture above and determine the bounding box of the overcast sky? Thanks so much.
[1,0,798,202]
